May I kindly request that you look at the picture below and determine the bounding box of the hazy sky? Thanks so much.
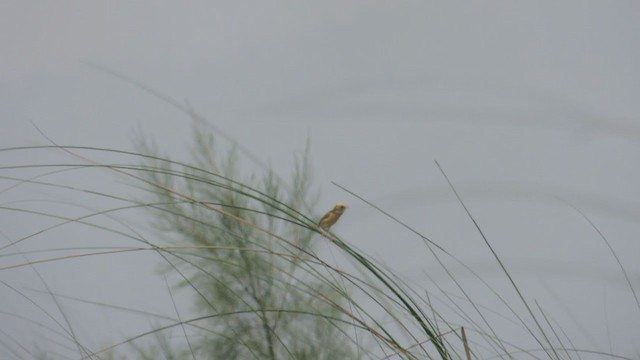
[2,2,639,358]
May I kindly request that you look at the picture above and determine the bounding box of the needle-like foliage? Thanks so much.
[133,119,357,359]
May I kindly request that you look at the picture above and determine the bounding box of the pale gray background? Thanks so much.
[1,2,639,359]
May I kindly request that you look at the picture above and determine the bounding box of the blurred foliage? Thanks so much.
[133,119,357,359]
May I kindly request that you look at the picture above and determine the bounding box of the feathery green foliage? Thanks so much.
[133,119,357,359]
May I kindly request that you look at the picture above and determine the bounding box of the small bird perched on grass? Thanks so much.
[318,203,347,230]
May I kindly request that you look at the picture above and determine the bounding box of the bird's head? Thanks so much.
[334,203,347,213]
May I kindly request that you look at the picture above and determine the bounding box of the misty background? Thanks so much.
[1,1,639,358]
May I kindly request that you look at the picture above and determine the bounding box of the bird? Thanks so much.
[318,203,347,230]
